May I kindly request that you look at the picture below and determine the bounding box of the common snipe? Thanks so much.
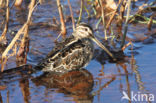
[35,23,114,73]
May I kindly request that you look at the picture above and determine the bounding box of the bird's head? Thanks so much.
[73,22,115,59]
[73,22,94,39]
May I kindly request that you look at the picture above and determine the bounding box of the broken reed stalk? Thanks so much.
[122,41,132,51]
[106,0,122,29]
[56,0,66,38]
[77,0,83,24]
[16,25,29,66]
[0,0,9,41]
[16,0,37,65]
[99,0,107,40]
[67,0,75,30]
[120,0,131,48]
[1,0,39,72]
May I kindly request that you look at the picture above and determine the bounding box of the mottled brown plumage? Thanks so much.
[35,23,114,73]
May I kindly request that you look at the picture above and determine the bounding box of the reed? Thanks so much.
[1,0,39,72]
[56,0,66,38]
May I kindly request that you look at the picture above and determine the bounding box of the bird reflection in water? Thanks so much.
[32,69,94,103]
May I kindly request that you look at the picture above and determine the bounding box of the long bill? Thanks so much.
[91,37,115,59]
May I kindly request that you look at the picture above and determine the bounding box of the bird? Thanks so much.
[35,23,114,73]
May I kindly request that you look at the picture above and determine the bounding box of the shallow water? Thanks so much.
[0,0,156,103]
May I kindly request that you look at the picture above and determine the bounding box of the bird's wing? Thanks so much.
[45,35,75,59]
[35,35,84,70]
[36,39,87,72]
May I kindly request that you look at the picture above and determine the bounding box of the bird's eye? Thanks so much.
[85,28,88,31]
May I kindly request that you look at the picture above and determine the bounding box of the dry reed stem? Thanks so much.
[99,0,107,40]
[28,0,36,10]
[68,0,75,30]
[106,0,122,29]
[16,25,29,65]
[122,41,132,51]
[56,0,66,38]
[1,0,38,72]
[1,56,7,72]
[0,0,9,41]
[17,0,36,60]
